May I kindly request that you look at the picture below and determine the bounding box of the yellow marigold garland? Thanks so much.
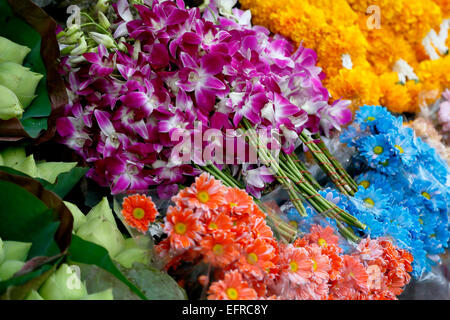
[240,0,450,113]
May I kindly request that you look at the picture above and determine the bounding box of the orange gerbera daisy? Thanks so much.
[176,173,226,211]
[122,194,159,233]
[203,212,233,233]
[207,270,258,300]
[224,187,254,216]
[250,216,274,242]
[164,206,203,250]
[336,255,369,294]
[307,245,331,284]
[279,244,313,285]
[200,233,240,267]
[237,238,276,280]
[306,225,339,248]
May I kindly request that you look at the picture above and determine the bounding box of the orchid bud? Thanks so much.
[0,260,25,281]
[89,32,116,49]
[60,45,76,56]
[65,24,81,38]
[0,146,26,167]
[70,37,88,56]
[13,155,37,178]
[0,238,5,265]
[0,62,43,108]
[77,217,125,257]
[39,264,88,300]
[0,85,23,120]
[3,241,32,262]
[98,11,111,30]
[117,37,128,53]
[95,0,109,13]
[115,247,149,268]
[63,201,87,232]
[81,288,114,300]
[25,290,44,300]
[0,36,31,65]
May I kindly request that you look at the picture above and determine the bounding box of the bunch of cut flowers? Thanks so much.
[56,0,365,241]
[118,172,413,300]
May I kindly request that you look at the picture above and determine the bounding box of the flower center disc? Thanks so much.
[421,191,431,200]
[247,252,258,265]
[174,222,187,235]
[226,288,239,300]
[208,222,218,230]
[289,261,298,273]
[213,244,224,255]
[318,238,327,247]
[312,259,318,271]
[395,145,404,154]
[132,208,145,219]
[373,146,383,154]
[289,221,298,229]
[364,198,375,207]
[359,180,370,189]
[197,191,210,203]
[366,116,375,122]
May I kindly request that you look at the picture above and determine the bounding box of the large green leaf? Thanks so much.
[120,263,187,300]
[0,0,51,138]
[67,235,147,300]
[0,165,87,199]
[0,180,60,259]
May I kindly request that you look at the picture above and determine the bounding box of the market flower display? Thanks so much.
[240,0,450,113]
[56,0,353,199]
[285,106,450,278]
[122,173,415,300]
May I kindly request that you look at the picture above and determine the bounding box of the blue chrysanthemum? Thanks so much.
[357,134,392,167]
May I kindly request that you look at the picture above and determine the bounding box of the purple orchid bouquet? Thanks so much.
[56,0,364,240]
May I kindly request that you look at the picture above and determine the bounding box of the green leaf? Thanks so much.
[120,263,187,300]
[0,0,51,137]
[0,165,87,199]
[76,263,140,300]
[67,235,147,300]
[36,162,78,184]
[0,180,60,259]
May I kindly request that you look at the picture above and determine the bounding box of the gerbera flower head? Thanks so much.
[164,206,203,251]
[307,245,331,283]
[237,238,277,280]
[334,255,369,295]
[306,225,339,248]
[279,244,312,285]
[207,270,258,300]
[122,194,159,233]
[200,232,240,268]
[176,173,226,212]
[224,187,254,216]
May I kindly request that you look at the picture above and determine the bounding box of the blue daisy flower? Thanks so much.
[387,127,417,166]
[357,134,392,167]
[353,185,391,214]
[355,105,391,131]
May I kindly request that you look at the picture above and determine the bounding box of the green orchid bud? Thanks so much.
[0,154,3,166]
[81,288,114,300]
[77,217,124,257]
[95,0,109,13]
[3,241,32,262]
[115,247,149,268]
[0,260,25,281]
[36,161,77,184]
[60,45,75,56]
[39,264,88,300]
[89,32,116,49]
[0,146,26,167]
[0,85,23,120]
[25,290,44,300]
[0,62,43,108]
[98,11,111,30]
[65,24,81,38]
[63,201,87,232]
[0,238,5,265]
[0,36,31,65]
[13,154,37,178]
[86,197,117,227]
[117,37,128,53]
[70,37,88,56]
